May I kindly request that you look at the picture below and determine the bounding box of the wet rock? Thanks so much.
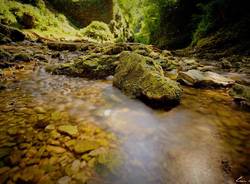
[34,54,49,62]
[57,176,71,184]
[35,120,49,129]
[45,124,56,132]
[0,167,10,175]
[177,70,235,87]
[46,54,119,79]
[46,145,66,154]
[229,84,250,109]
[14,53,31,62]
[221,59,232,69]
[14,166,44,183]
[113,51,182,108]
[0,32,12,44]
[58,125,78,137]
[0,148,11,158]
[71,159,81,172]
[0,49,11,61]
[7,127,18,135]
[34,106,46,114]
[47,42,81,51]
[20,12,35,29]
[0,83,6,90]
[50,130,61,139]
[0,23,25,41]
[72,172,88,183]
[74,140,100,154]
[9,150,22,165]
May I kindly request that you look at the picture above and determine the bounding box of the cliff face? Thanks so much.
[50,0,114,27]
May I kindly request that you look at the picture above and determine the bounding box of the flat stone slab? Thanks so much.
[177,69,235,87]
[58,125,78,137]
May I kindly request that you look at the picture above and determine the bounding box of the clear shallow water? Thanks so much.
[0,63,249,184]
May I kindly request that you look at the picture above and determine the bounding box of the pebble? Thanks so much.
[46,145,66,154]
[73,140,100,154]
[58,125,78,137]
[57,176,71,184]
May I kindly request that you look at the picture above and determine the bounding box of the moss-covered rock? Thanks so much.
[229,84,250,110]
[46,53,119,79]
[113,51,182,108]
[14,53,31,62]
[0,23,25,41]
[81,21,114,43]
[47,42,81,51]
[19,12,36,29]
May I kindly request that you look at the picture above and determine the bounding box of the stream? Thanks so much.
[0,61,249,184]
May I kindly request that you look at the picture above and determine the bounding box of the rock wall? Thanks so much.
[50,0,114,27]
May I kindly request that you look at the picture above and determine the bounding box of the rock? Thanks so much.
[9,150,22,165]
[20,12,35,29]
[34,106,46,114]
[0,23,25,41]
[58,125,78,137]
[221,59,232,69]
[14,53,31,62]
[229,84,250,109]
[7,127,18,135]
[45,124,56,132]
[15,166,44,183]
[0,148,11,158]
[57,176,71,184]
[74,140,100,154]
[46,145,66,154]
[35,120,49,129]
[46,54,119,79]
[0,49,11,62]
[0,83,6,90]
[47,42,81,51]
[71,159,81,172]
[177,70,235,87]
[113,51,182,108]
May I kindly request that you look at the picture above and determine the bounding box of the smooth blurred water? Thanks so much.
[0,64,249,184]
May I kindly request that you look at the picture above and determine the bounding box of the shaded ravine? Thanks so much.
[0,63,250,184]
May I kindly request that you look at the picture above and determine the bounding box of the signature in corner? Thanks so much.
[236,176,250,183]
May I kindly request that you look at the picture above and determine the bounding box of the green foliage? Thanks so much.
[81,21,114,42]
[0,0,81,39]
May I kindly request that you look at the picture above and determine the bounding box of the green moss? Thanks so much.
[81,21,114,43]
[0,0,81,40]
[14,53,30,61]
[46,53,119,79]
[113,51,182,108]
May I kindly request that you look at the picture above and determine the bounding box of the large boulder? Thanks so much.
[177,69,235,87]
[229,84,250,110]
[113,51,182,108]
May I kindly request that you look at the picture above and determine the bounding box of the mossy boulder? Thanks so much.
[46,53,119,79]
[81,21,114,42]
[229,84,250,110]
[113,51,182,108]
[0,23,25,41]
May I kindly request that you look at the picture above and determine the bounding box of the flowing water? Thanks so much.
[0,62,249,184]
